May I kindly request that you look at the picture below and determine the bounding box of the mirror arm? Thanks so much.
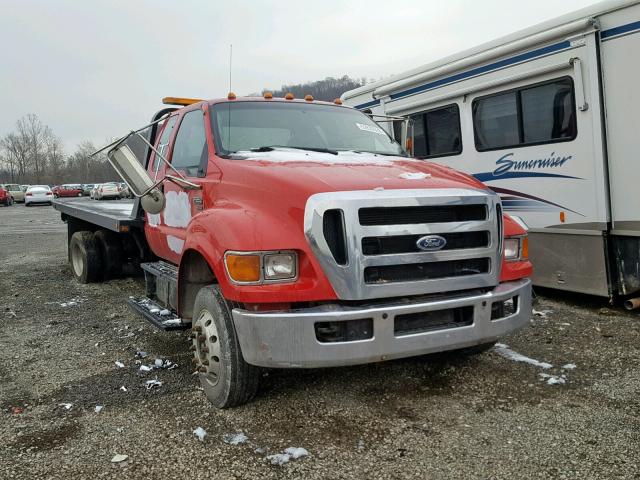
[132,131,189,182]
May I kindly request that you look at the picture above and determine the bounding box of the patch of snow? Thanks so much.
[111,454,128,463]
[223,433,248,445]
[145,379,162,390]
[193,427,207,441]
[399,172,431,180]
[114,361,125,368]
[59,403,72,410]
[162,318,183,327]
[95,405,104,413]
[284,447,309,459]
[231,148,417,166]
[139,365,153,372]
[532,309,552,318]
[562,363,577,370]
[120,386,128,392]
[373,186,385,191]
[135,350,148,359]
[163,191,191,228]
[167,235,185,254]
[493,343,552,369]
[159,309,171,316]
[539,373,566,385]
[266,447,310,466]
[267,453,291,466]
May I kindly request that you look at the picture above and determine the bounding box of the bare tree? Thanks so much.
[16,114,48,183]
[1,132,31,182]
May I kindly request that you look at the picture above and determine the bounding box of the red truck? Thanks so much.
[53,94,532,408]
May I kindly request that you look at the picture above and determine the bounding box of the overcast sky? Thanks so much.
[1,0,598,152]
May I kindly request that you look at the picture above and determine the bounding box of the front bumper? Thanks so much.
[232,279,532,368]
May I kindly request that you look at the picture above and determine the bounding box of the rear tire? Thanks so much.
[69,231,103,283]
[192,285,260,408]
[93,230,123,280]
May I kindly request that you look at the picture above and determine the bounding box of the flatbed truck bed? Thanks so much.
[53,197,142,233]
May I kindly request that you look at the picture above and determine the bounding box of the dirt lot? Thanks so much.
[1,203,639,479]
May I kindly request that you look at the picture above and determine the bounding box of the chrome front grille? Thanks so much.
[304,188,502,300]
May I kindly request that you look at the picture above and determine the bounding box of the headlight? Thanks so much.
[264,253,296,280]
[503,236,528,261]
[225,250,297,284]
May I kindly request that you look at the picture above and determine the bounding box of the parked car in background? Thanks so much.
[90,184,101,199]
[119,182,131,198]
[25,185,54,206]
[82,184,95,196]
[53,184,84,198]
[94,182,122,200]
[0,185,13,206]
[21,185,29,192]
[1,184,25,203]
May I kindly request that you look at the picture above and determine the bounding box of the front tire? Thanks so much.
[69,231,103,283]
[192,285,259,408]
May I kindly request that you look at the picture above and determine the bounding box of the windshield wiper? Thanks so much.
[349,150,407,157]
[250,145,339,155]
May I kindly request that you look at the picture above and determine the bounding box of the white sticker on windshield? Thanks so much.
[355,122,386,136]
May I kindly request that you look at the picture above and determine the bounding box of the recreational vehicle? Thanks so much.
[343,0,640,302]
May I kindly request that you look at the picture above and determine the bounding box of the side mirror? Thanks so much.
[107,143,165,214]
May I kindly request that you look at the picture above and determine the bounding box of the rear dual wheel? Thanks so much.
[69,230,124,283]
[69,232,103,283]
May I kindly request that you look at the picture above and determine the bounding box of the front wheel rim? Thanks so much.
[193,310,222,387]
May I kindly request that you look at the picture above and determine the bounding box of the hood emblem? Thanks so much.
[416,235,447,251]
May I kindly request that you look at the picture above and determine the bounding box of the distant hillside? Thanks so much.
[261,75,365,102]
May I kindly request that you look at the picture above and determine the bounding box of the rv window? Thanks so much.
[410,104,462,158]
[473,77,576,151]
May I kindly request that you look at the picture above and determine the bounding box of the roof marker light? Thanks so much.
[304,94,313,101]
[227,92,237,100]
[333,98,343,105]
[285,93,294,100]
[263,91,273,99]
[162,97,203,106]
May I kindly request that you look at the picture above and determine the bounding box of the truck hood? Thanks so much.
[221,150,488,197]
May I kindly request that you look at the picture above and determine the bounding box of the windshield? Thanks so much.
[210,101,405,157]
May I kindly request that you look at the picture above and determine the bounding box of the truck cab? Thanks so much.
[55,94,532,408]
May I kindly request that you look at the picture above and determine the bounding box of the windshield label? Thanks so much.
[355,123,386,135]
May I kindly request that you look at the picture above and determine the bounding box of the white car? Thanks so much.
[25,185,54,206]
[94,182,122,200]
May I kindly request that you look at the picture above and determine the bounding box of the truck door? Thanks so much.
[145,105,211,264]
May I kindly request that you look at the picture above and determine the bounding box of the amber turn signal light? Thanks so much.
[521,236,529,260]
[225,254,260,282]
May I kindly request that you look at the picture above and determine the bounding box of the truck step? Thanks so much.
[127,296,189,331]
[141,261,178,282]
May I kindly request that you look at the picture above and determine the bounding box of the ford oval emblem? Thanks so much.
[416,235,447,251]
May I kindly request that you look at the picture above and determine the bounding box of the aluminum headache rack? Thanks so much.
[304,188,502,301]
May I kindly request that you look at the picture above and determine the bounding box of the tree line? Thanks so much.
[262,75,366,102]
[0,114,118,186]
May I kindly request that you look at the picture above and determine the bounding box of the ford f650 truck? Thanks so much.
[53,94,533,408]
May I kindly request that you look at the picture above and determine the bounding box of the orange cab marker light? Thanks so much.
[227,92,237,100]
[162,97,203,106]
[264,91,273,99]
[285,92,294,100]
[521,236,529,260]
[225,254,261,282]
[560,211,566,223]
[304,94,314,101]
[333,98,343,105]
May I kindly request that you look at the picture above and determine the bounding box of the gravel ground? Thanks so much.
[1,203,639,479]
